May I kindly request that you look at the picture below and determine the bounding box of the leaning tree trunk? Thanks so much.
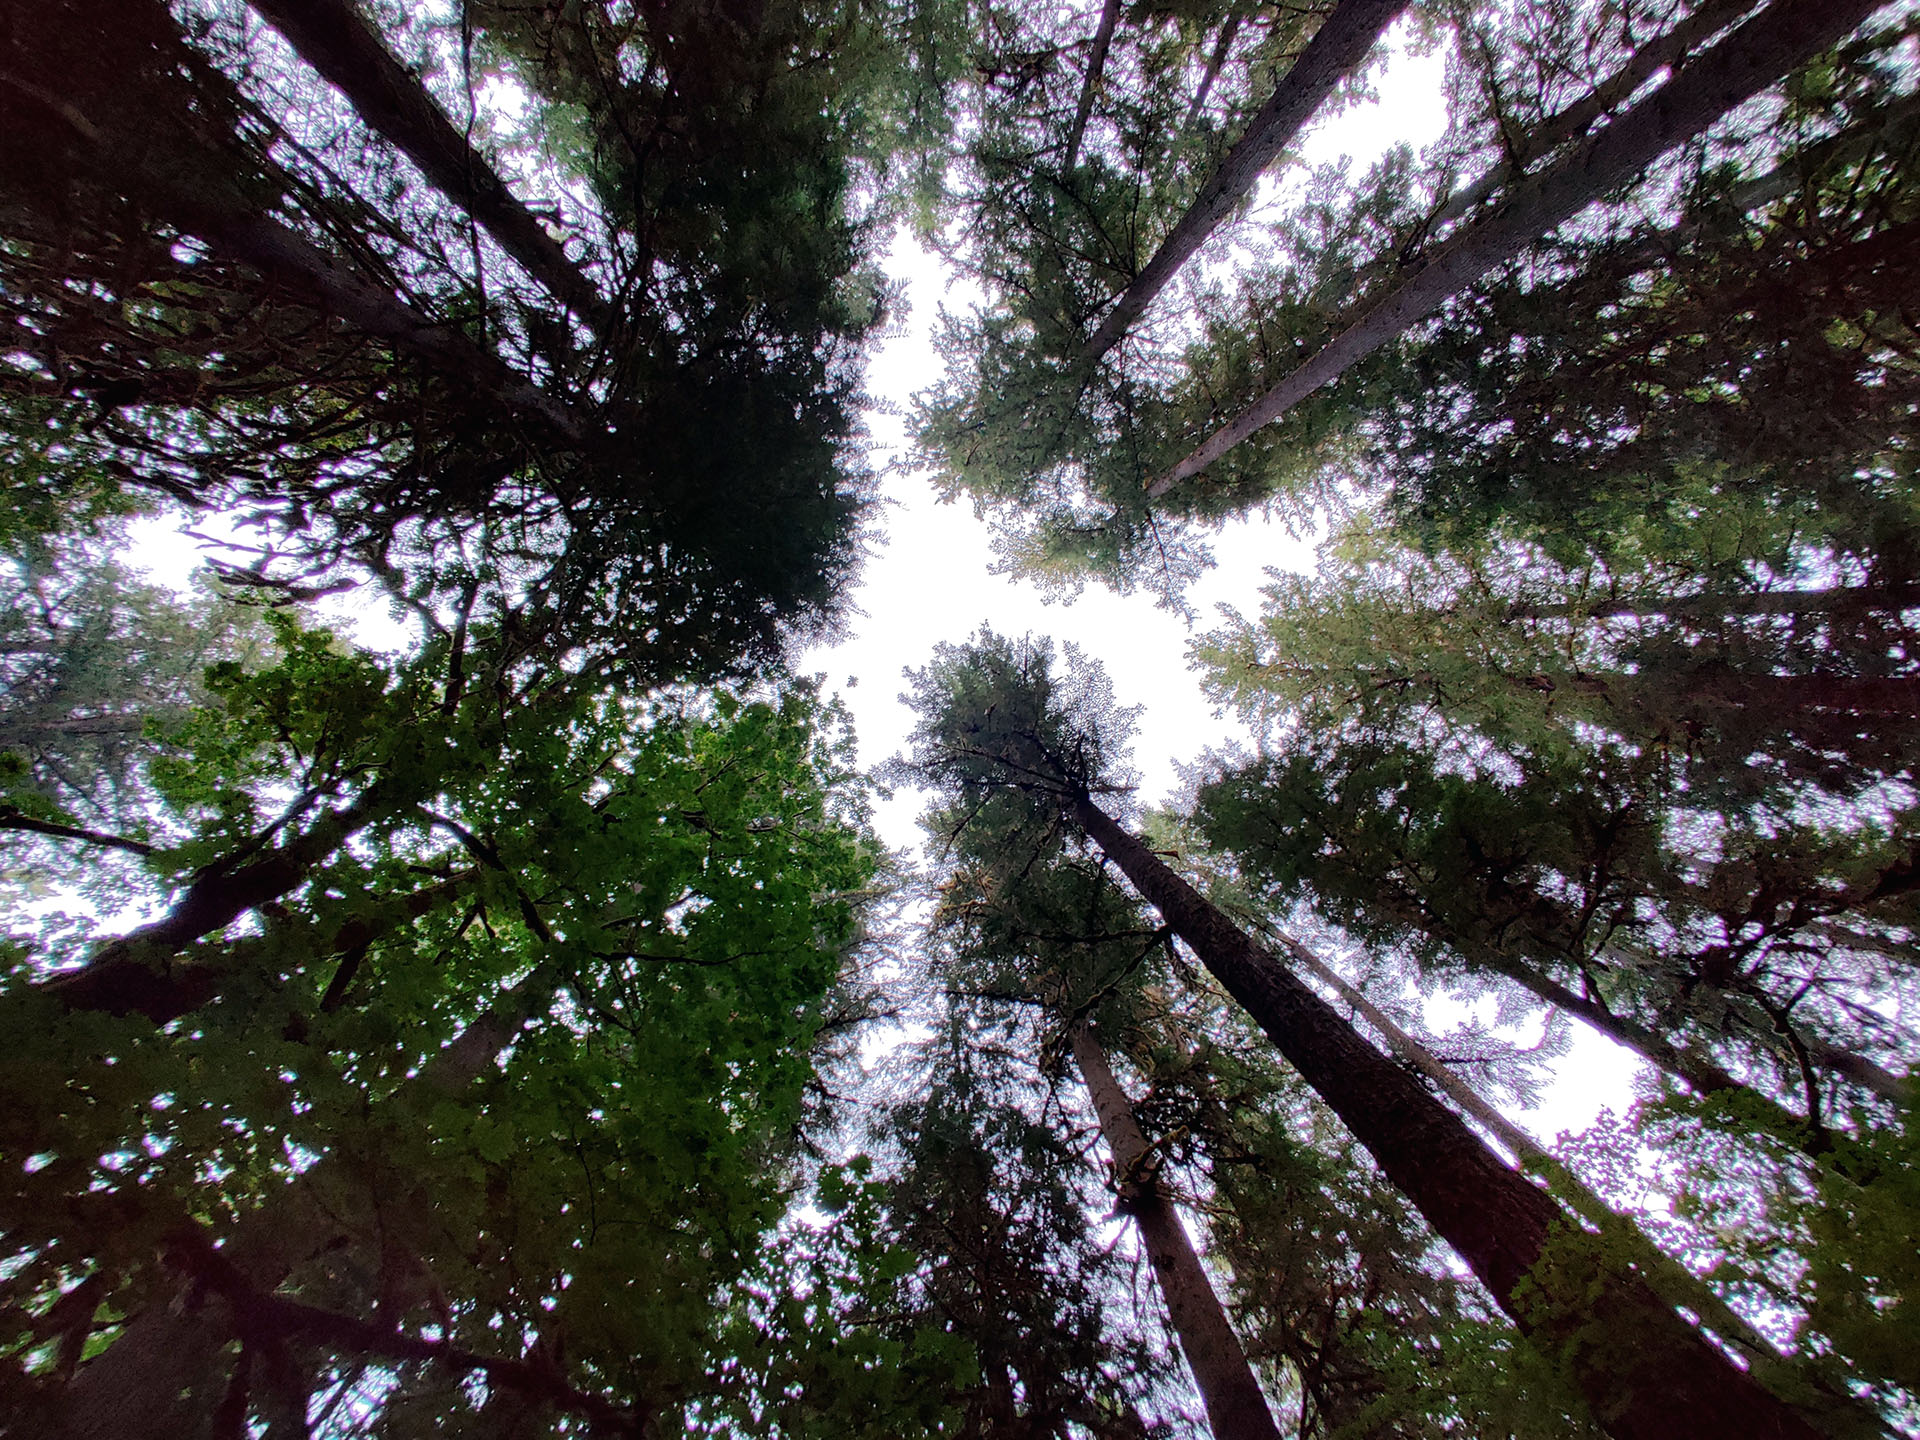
[1429,0,1755,229]
[1068,792,1828,1440]
[1069,1021,1284,1440]
[38,784,410,1020]
[1,0,591,444]
[246,0,610,329]
[58,973,553,1438]
[1078,0,1406,365]
[1268,929,1891,1439]
[1150,0,1892,493]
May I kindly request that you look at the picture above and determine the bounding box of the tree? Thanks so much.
[891,628,1841,1440]
[869,1020,1180,1439]
[928,828,1283,1439]
[2,668,883,1435]
[1187,530,1915,1125]
[2,0,907,686]
[1150,0,1894,489]
[916,0,1914,601]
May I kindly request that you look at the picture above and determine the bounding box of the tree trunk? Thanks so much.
[1268,928,1892,1439]
[1150,0,1890,494]
[1079,0,1405,365]
[40,787,401,1020]
[4,54,591,444]
[1069,791,1828,1440]
[59,975,550,1438]
[1069,1021,1283,1440]
[1430,0,1756,230]
[1182,17,1242,134]
[1061,0,1122,175]
[246,0,610,329]
[1509,583,1920,625]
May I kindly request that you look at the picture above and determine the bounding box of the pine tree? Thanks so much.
[890,628,1837,1440]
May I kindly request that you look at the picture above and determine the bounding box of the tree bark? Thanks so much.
[1069,1021,1283,1440]
[1182,17,1242,133]
[1508,583,1920,625]
[3,62,592,444]
[39,787,404,1020]
[246,0,610,330]
[59,974,551,1438]
[1069,791,1827,1440]
[1150,0,1891,494]
[1430,0,1757,230]
[1061,0,1122,176]
[1079,0,1405,366]
[1269,928,1892,1439]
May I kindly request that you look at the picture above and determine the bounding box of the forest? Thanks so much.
[0,0,1914,1434]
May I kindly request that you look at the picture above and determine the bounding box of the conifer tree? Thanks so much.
[891,628,1842,1440]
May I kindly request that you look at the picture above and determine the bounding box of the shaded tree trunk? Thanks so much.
[1069,791,1827,1440]
[1070,1021,1283,1440]
[1079,0,1405,365]
[1431,0,1756,229]
[1061,0,1122,175]
[1508,583,1920,625]
[40,786,405,1020]
[1150,0,1889,493]
[1268,929,1891,1439]
[1183,17,1242,133]
[247,0,611,329]
[1,16,591,445]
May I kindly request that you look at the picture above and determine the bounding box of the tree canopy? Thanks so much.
[2,0,1915,1435]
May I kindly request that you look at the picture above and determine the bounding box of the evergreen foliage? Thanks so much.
[2,0,1916,1434]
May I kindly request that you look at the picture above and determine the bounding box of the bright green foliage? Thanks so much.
[0,644,882,1432]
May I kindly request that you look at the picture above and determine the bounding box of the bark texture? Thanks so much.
[1070,1022,1283,1440]
[1269,930,1891,1439]
[1061,0,1122,175]
[41,789,400,1020]
[1070,792,1828,1440]
[1151,0,1892,493]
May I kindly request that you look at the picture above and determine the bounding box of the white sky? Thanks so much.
[125,26,1643,1142]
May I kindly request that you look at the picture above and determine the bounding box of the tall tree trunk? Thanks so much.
[1068,791,1827,1440]
[1061,0,1122,175]
[1149,0,1890,494]
[1069,1021,1284,1440]
[1268,928,1892,1439]
[59,974,551,1438]
[2,52,591,444]
[1079,0,1405,366]
[246,0,610,329]
[1182,16,1242,133]
[1508,583,1920,625]
[1430,0,1757,230]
